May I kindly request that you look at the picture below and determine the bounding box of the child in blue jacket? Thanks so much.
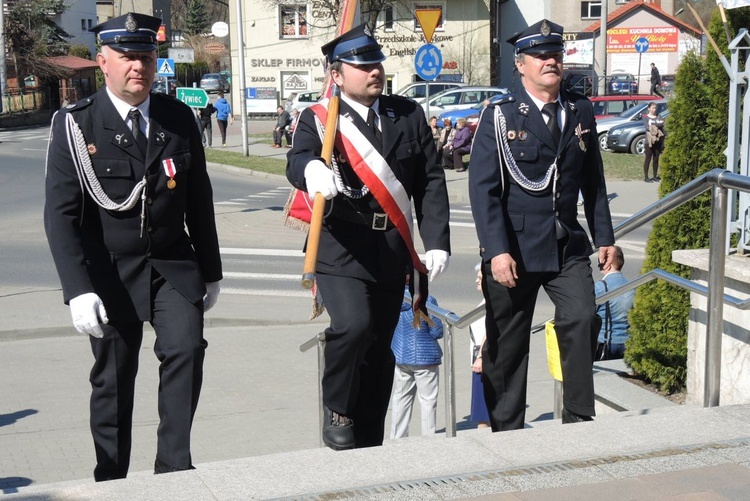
[390,287,443,438]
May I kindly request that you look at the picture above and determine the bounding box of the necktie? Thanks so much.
[542,102,561,147]
[367,108,382,144]
[127,108,147,153]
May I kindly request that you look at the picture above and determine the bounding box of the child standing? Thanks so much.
[390,287,443,438]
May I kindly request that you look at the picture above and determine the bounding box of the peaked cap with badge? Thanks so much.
[90,12,160,52]
[507,19,565,56]
[321,23,386,65]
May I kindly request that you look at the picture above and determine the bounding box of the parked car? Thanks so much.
[608,73,638,95]
[595,99,668,151]
[421,86,508,116]
[151,78,183,96]
[395,81,466,103]
[200,73,230,93]
[436,92,509,127]
[284,90,320,113]
[590,95,658,119]
[607,109,670,155]
[660,74,675,96]
[563,70,595,96]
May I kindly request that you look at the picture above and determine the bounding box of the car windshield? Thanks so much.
[619,103,648,119]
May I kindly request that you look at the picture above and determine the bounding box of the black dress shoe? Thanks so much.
[561,408,594,424]
[323,407,355,451]
[154,458,195,474]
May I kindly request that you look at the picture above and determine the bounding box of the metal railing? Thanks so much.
[301,168,750,439]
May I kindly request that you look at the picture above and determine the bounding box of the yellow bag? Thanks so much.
[545,321,563,381]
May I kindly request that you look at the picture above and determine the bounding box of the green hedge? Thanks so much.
[624,9,750,393]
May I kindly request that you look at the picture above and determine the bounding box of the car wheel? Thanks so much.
[631,134,646,155]
[598,132,611,152]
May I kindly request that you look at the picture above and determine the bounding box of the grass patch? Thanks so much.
[205,148,287,176]
[602,150,644,181]
[205,142,644,181]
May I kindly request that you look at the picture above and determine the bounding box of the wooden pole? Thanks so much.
[299,1,359,289]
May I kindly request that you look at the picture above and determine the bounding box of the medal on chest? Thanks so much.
[162,158,177,189]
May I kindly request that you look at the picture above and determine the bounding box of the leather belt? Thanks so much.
[326,203,395,231]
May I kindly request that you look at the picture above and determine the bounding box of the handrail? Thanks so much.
[300,168,750,440]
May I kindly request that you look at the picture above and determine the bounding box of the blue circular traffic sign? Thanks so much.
[415,44,443,81]
[635,37,650,53]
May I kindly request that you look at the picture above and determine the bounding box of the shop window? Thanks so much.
[581,1,602,19]
[413,2,445,32]
[280,4,309,39]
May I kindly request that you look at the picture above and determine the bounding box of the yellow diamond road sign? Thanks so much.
[415,9,441,44]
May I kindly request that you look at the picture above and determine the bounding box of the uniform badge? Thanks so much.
[87,144,97,155]
[518,130,528,141]
[574,123,590,152]
[125,13,138,33]
[162,158,177,189]
[519,103,529,116]
[155,131,166,144]
[115,134,124,145]
[507,130,517,141]
[541,20,551,37]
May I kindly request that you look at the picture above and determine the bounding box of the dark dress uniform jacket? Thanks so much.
[469,88,614,271]
[45,90,223,321]
[287,94,451,281]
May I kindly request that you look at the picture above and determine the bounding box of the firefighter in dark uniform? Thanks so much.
[468,19,616,431]
[44,13,222,480]
[286,24,451,450]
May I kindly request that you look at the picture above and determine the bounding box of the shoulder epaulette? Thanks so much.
[64,97,94,112]
[492,94,516,107]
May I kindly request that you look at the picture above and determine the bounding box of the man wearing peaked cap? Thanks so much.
[468,18,617,431]
[286,24,450,451]
[44,12,222,480]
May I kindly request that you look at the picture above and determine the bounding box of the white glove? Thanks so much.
[204,281,221,312]
[69,292,108,339]
[304,160,338,200]
[425,250,450,282]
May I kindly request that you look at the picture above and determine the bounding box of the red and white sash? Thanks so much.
[310,101,428,275]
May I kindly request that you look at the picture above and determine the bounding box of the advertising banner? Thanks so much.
[607,26,679,53]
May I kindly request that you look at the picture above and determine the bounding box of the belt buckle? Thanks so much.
[372,213,388,231]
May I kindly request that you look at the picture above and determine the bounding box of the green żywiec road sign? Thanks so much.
[176,88,209,108]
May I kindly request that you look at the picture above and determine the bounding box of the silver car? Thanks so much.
[596,99,668,151]
[200,73,230,94]
[421,86,509,117]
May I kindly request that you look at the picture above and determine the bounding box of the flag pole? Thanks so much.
[301,1,359,289]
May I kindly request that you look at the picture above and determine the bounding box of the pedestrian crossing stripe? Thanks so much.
[157,58,175,77]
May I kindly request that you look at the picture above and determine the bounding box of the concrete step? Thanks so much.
[6,404,750,500]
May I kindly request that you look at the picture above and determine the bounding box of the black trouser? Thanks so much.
[480,255,599,431]
[217,119,228,144]
[88,274,206,480]
[316,273,404,448]
[650,82,664,97]
[443,146,470,170]
[273,128,291,146]
[201,119,212,147]
[644,143,662,179]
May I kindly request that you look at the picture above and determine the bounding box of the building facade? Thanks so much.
[227,0,701,113]
[228,0,492,113]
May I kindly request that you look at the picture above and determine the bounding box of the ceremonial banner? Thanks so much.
[717,0,750,9]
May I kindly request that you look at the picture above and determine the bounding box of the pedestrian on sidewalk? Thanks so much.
[215,92,233,147]
[469,19,616,431]
[442,118,472,172]
[44,12,223,481]
[286,23,451,451]
[199,101,216,147]
[650,63,664,98]
[643,101,665,182]
[390,286,443,439]
[273,105,293,148]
